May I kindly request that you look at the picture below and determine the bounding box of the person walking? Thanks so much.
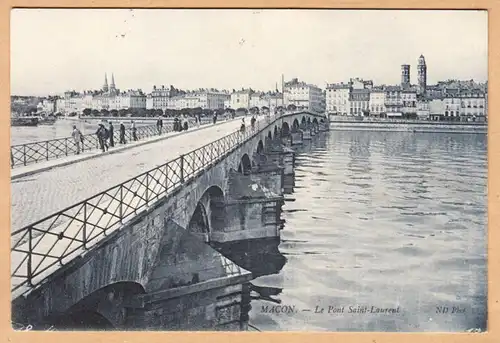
[240,117,246,133]
[96,124,108,152]
[131,120,138,141]
[72,125,83,154]
[119,122,126,144]
[108,121,115,148]
[212,112,217,125]
[196,113,201,127]
[251,116,256,130]
[156,117,163,135]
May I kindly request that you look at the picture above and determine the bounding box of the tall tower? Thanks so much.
[401,64,410,89]
[418,55,427,95]
[103,73,109,92]
[110,73,116,94]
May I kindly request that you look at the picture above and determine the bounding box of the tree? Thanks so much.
[82,108,92,117]
[249,107,260,115]
[236,107,248,114]
[100,109,109,117]
[110,109,118,117]
[287,104,297,111]
[91,109,100,116]
[261,106,269,112]
[118,109,127,117]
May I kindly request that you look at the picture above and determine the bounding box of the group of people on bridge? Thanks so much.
[71,120,139,154]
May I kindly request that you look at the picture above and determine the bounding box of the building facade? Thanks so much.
[284,78,325,112]
[385,86,403,117]
[369,88,386,117]
[417,98,430,119]
[349,88,370,116]
[230,89,253,109]
[325,83,350,115]
[401,90,417,118]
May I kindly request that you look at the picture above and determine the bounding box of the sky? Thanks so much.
[10,9,488,96]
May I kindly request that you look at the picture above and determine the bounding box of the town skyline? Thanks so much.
[11,9,487,97]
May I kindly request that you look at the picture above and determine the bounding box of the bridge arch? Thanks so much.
[256,140,264,155]
[189,185,225,234]
[312,118,318,125]
[238,153,252,175]
[273,125,279,140]
[50,310,114,330]
[47,281,145,330]
[301,116,307,127]
[292,119,300,132]
[281,122,290,136]
[267,131,272,140]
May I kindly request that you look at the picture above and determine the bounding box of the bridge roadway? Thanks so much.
[11,116,264,231]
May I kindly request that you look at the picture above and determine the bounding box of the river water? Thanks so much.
[248,129,487,332]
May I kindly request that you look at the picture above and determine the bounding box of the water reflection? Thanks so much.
[246,129,486,332]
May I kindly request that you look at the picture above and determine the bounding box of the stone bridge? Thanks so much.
[12,111,328,331]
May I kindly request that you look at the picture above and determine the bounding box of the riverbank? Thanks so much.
[329,121,487,134]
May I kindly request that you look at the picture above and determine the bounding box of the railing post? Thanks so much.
[119,186,123,223]
[145,172,149,206]
[27,227,33,287]
[23,145,27,166]
[164,164,169,192]
[65,139,68,156]
[180,155,185,183]
[46,141,49,161]
[83,203,87,250]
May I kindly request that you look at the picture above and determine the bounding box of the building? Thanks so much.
[429,98,445,120]
[248,91,284,111]
[326,83,350,115]
[458,89,487,120]
[443,95,461,120]
[369,88,386,117]
[56,74,149,114]
[349,88,370,116]
[385,86,403,117]
[350,77,373,90]
[283,78,325,112]
[416,98,430,119]
[146,85,171,109]
[117,90,147,109]
[401,90,417,118]
[56,90,84,115]
[230,89,253,109]
[401,64,411,90]
[417,55,427,95]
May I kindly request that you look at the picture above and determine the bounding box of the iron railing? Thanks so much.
[10,113,286,296]
[10,118,212,168]
[10,111,319,297]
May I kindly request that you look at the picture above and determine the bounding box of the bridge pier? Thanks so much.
[210,169,284,244]
[290,131,304,145]
[301,128,312,140]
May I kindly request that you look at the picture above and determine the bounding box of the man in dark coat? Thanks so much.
[119,122,126,144]
[108,121,115,147]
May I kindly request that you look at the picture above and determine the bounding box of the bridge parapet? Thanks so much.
[11,110,327,330]
[11,110,326,300]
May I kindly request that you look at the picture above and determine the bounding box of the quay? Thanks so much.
[328,115,487,134]
[11,110,329,331]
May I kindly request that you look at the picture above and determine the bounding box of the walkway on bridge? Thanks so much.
[11,115,268,231]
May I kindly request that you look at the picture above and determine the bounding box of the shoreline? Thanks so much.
[328,120,487,134]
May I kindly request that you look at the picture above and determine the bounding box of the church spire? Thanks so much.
[103,73,109,92]
[111,73,116,88]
